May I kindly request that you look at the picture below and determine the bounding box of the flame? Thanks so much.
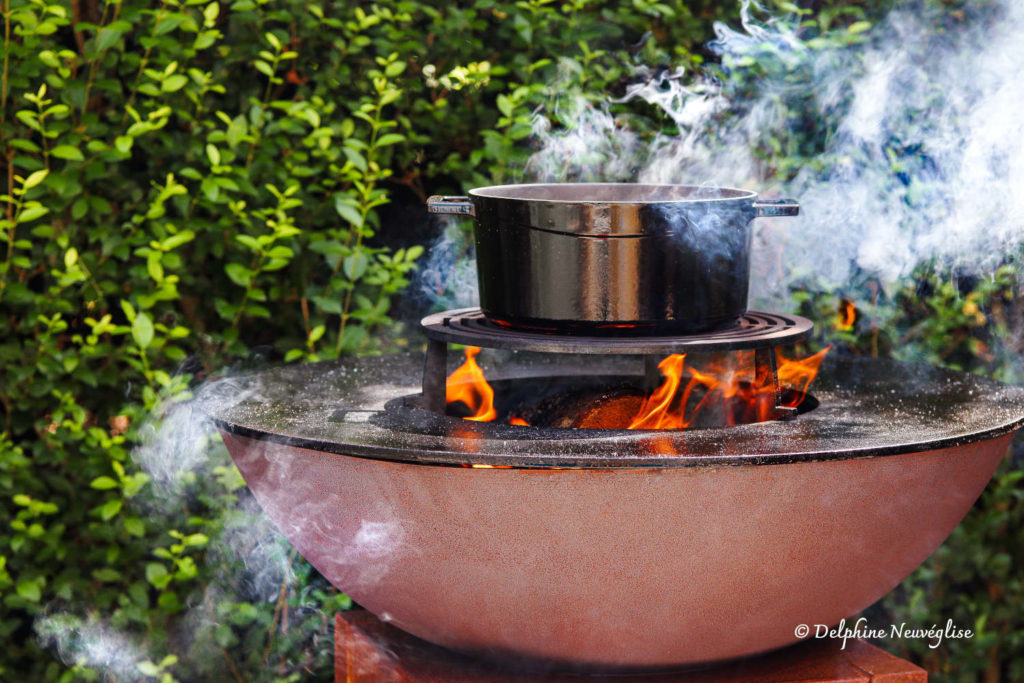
[509,417,529,426]
[836,299,857,330]
[628,347,830,430]
[446,346,497,421]
[628,354,687,429]
[776,347,831,408]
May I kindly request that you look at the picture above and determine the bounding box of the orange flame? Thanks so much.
[628,354,687,429]
[836,299,857,330]
[628,347,830,430]
[776,347,831,408]
[509,417,529,426]
[446,346,497,421]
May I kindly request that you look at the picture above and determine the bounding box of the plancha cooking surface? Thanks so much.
[207,354,1024,468]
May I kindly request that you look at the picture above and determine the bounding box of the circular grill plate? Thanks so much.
[421,308,812,354]
[208,354,1024,469]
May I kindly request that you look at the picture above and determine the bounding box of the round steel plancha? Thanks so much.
[207,354,1024,668]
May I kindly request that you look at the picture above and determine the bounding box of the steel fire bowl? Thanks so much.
[209,355,1024,669]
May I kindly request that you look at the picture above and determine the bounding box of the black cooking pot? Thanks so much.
[427,183,798,334]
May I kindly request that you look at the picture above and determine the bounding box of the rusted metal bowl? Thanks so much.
[209,354,1024,669]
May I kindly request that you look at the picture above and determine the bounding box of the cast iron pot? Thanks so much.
[427,183,799,334]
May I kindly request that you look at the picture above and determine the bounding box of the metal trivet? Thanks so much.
[421,308,812,354]
[419,308,813,415]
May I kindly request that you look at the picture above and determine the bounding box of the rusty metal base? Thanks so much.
[334,609,927,682]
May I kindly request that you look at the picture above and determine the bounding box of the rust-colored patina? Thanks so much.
[220,430,1008,668]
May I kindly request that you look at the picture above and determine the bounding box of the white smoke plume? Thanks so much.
[414,219,479,310]
[527,0,1024,307]
[35,376,332,680]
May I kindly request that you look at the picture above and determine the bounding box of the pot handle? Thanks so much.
[752,199,799,218]
[427,195,475,217]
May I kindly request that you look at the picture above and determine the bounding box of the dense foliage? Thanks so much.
[0,0,1020,680]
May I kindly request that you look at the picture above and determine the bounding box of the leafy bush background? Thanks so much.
[0,0,1020,680]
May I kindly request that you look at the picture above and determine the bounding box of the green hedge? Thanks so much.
[0,0,1021,680]
[0,1,733,679]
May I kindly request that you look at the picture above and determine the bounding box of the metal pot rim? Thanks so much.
[467,182,757,204]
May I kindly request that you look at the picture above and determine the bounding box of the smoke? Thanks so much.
[412,218,479,311]
[35,374,335,680]
[524,0,1024,308]
[36,614,146,680]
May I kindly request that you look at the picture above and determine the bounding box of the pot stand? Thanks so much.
[418,308,813,416]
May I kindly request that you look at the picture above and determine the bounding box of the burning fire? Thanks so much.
[446,346,497,421]
[628,347,830,430]
[445,344,829,431]
[836,299,857,331]
[776,347,831,406]
[629,355,687,429]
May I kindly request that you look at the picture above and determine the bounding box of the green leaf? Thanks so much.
[205,143,220,166]
[254,60,273,78]
[137,661,162,677]
[132,312,154,349]
[146,562,169,585]
[91,476,119,490]
[342,252,368,281]
[115,135,133,154]
[92,568,122,582]
[225,263,251,286]
[22,169,49,191]
[51,145,85,161]
[17,205,49,223]
[375,133,404,147]
[496,94,513,117]
[16,580,41,602]
[147,254,164,282]
[341,146,367,172]
[235,235,261,251]
[334,199,363,228]
[121,299,137,322]
[96,27,124,52]
[183,533,209,546]
[162,74,188,92]
[161,230,195,250]
[98,499,123,521]
[124,517,146,537]
[154,14,185,35]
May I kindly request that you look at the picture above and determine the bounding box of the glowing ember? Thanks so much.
[628,347,830,430]
[836,299,857,330]
[446,346,497,421]
[509,417,529,426]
